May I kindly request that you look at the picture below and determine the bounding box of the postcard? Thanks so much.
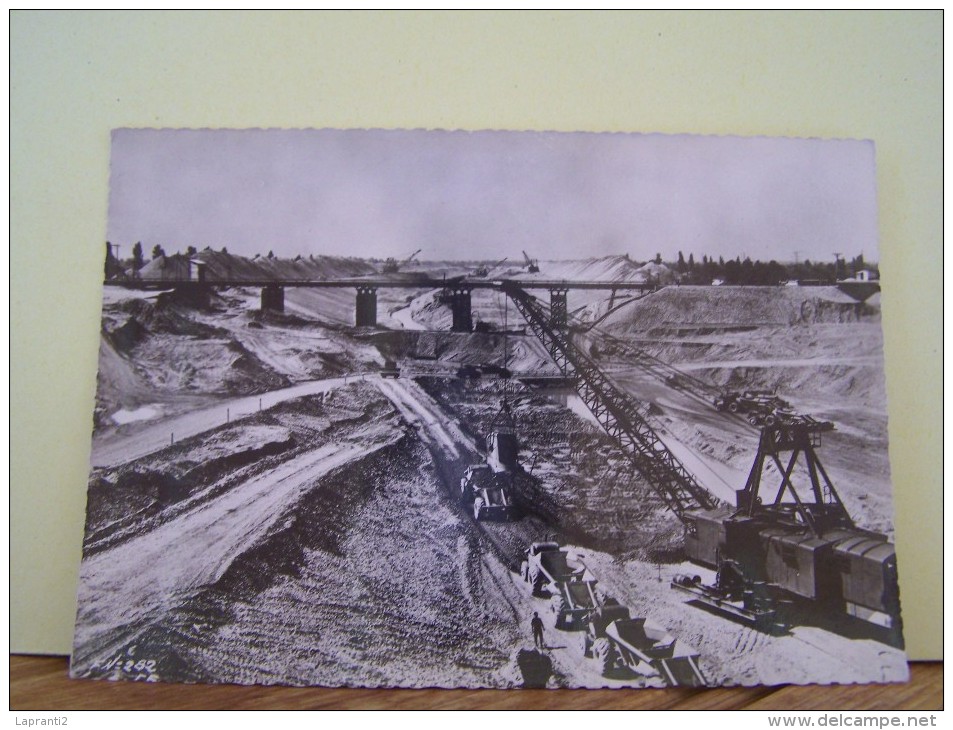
[71,128,906,688]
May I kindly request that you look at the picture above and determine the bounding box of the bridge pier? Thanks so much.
[172,282,210,308]
[189,260,208,284]
[450,288,473,332]
[550,288,569,329]
[261,284,285,312]
[356,286,378,327]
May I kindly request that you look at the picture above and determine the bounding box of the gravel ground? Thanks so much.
[74,276,906,688]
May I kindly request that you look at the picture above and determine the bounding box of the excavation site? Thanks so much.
[71,251,906,690]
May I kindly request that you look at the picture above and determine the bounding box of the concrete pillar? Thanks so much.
[356,286,378,327]
[261,284,285,312]
[451,288,473,332]
[191,260,207,283]
[173,282,210,308]
[550,288,568,329]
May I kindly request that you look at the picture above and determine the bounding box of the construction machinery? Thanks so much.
[473,257,507,278]
[552,579,602,631]
[522,250,540,274]
[380,360,400,379]
[501,282,718,521]
[594,617,706,686]
[458,401,524,521]
[671,570,784,633]
[714,390,794,426]
[520,542,588,596]
[499,280,899,640]
[518,540,707,686]
[674,420,902,639]
[484,400,520,472]
[576,581,706,685]
[519,540,602,630]
[381,248,421,274]
[458,465,518,521]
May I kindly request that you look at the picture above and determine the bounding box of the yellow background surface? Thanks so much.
[10,11,941,660]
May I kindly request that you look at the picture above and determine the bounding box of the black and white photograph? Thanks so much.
[71,128,907,689]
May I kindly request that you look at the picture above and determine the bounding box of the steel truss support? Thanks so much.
[741,425,852,535]
[501,283,718,520]
[549,288,569,329]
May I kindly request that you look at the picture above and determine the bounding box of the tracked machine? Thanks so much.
[522,250,540,274]
[500,280,901,642]
[675,419,902,640]
[459,401,523,521]
[381,248,421,274]
[459,464,518,521]
[473,257,508,278]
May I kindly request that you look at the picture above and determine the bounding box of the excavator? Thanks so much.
[381,248,421,274]
[473,257,508,278]
[458,402,522,521]
[502,280,900,641]
[674,418,901,640]
[522,250,540,274]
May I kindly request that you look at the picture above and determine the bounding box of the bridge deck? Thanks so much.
[104,277,657,292]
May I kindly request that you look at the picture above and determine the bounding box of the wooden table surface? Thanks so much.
[10,656,942,711]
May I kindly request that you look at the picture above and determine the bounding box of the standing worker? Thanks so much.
[531,612,545,650]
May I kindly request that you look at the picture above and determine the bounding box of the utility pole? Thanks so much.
[833,252,846,281]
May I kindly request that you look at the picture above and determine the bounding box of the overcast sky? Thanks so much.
[108,128,878,264]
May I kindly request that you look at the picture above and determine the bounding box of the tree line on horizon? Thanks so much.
[651,251,875,285]
[104,240,876,285]
[104,241,379,279]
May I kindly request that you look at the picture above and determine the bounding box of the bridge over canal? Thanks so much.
[104,272,658,331]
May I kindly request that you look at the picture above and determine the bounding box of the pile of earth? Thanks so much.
[137,249,377,282]
[94,295,293,426]
[83,383,393,553]
[74,378,530,688]
[600,285,876,333]
[484,254,671,285]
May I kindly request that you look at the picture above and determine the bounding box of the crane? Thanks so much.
[502,279,899,639]
[500,281,716,519]
[381,248,422,274]
[522,250,540,274]
[473,256,508,278]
